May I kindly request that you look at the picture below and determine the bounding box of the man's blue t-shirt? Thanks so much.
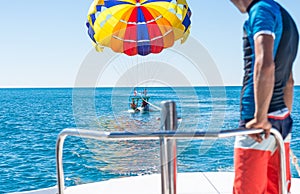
[240,0,299,120]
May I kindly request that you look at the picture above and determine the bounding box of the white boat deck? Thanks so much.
[12,172,300,194]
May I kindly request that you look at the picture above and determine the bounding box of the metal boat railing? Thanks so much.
[56,101,287,194]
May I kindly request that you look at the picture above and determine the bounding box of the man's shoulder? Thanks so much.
[250,0,280,15]
[247,0,282,31]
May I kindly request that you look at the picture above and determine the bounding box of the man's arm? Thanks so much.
[284,72,294,112]
[245,34,274,142]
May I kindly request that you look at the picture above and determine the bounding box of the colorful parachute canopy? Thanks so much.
[86,0,192,56]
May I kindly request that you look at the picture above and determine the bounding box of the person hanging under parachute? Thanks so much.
[86,0,192,56]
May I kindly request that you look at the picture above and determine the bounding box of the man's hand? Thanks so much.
[245,118,272,142]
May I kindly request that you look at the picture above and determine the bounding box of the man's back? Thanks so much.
[240,0,299,120]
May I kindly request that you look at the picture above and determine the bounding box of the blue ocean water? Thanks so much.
[1,87,299,193]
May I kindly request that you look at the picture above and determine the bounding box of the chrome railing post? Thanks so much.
[56,132,67,194]
[160,101,178,194]
[270,128,287,194]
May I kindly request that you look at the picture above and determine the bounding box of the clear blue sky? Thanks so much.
[0,0,299,87]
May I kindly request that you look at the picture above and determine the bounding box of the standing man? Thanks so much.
[229,0,299,193]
